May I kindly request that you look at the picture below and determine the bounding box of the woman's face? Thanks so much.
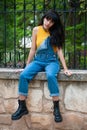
[43,17,54,31]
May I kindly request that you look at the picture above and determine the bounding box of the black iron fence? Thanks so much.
[0,0,87,69]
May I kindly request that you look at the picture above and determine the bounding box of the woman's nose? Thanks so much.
[47,21,50,25]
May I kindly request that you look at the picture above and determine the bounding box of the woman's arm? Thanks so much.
[26,27,38,65]
[57,48,72,76]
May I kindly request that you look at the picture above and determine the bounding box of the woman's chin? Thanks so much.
[43,26,49,31]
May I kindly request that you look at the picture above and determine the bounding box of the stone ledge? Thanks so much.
[0,68,87,81]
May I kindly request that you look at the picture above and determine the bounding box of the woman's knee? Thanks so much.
[19,71,25,79]
[46,73,55,79]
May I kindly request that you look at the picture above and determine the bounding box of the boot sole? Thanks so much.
[11,111,29,120]
[55,118,63,122]
[53,113,63,122]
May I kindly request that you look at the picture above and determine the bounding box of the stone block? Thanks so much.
[0,98,5,113]
[0,80,18,99]
[43,99,53,113]
[4,99,18,113]
[10,116,29,130]
[54,113,84,130]
[44,82,52,100]
[31,113,52,127]
[0,115,11,125]
[64,83,87,113]
[30,80,41,88]
[0,125,11,130]
[27,89,43,112]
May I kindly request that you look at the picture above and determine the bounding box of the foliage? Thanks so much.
[0,0,86,68]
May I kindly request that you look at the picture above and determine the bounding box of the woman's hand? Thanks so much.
[64,69,72,76]
[15,69,24,73]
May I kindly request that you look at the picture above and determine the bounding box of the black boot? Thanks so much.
[53,100,62,122]
[11,100,28,120]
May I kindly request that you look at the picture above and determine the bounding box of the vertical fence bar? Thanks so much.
[63,0,66,57]
[78,51,81,69]
[0,52,1,65]
[84,0,87,69]
[73,7,76,69]
[4,0,6,67]
[14,0,16,67]
[53,0,56,10]
[9,52,11,61]
[68,52,71,68]
[33,0,36,26]
[23,0,26,67]
[43,0,45,13]
[18,52,20,61]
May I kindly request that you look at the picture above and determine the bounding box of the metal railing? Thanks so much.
[0,0,87,69]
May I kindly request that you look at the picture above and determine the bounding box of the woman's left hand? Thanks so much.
[64,69,72,76]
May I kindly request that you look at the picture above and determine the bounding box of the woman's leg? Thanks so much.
[18,61,44,97]
[45,62,60,97]
[11,61,43,120]
[45,62,62,122]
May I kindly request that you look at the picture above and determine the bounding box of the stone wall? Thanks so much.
[0,68,87,130]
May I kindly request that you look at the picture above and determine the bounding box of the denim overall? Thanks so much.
[18,37,60,97]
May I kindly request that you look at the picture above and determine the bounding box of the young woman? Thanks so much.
[11,10,72,122]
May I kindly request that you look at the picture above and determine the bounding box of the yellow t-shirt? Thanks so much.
[36,26,57,52]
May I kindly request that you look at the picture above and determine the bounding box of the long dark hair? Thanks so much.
[39,10,65,48]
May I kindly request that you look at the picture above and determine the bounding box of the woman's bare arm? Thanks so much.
[57,48,72,76]
[26,27,38,65]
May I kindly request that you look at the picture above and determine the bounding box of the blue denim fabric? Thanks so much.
[18,37,60,97]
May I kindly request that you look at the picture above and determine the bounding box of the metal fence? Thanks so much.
[0,0,87,69]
